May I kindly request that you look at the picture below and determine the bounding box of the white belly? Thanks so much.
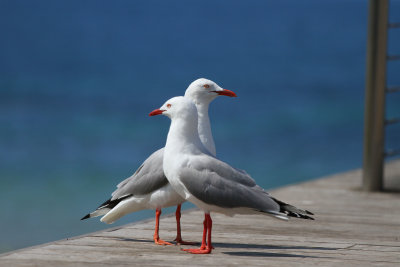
[100,183,184,224]
[147,183,185,209]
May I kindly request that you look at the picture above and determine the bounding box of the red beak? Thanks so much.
[213,89,237,97]
[149,109,165,116]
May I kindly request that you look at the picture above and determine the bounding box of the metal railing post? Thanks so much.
[363,0,389,191]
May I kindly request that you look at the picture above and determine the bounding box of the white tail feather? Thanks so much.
[89,209,110,218]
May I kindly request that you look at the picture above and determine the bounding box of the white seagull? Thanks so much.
[81,78,237,245]
[149,96,314,254]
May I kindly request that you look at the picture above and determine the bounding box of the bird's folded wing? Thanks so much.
[111,148,168,200]
[180,155,280,212]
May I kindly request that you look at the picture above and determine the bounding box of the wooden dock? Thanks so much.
[1,160,400,266]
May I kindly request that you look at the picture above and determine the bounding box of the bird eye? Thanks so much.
[167,104,171,108]
[203,84,210,88]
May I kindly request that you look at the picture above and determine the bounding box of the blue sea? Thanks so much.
[1,0,399,253]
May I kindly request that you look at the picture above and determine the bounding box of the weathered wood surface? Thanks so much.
[1,160,400,266]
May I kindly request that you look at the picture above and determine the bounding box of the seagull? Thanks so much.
[81,78,236,246]
[149,96,314,254]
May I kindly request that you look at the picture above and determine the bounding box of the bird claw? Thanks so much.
[154,238,173,246]
[182,247,212,254]
[200,244,215,250]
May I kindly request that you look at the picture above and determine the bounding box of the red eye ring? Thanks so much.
[167,104,171,108]
[203,84,210,88]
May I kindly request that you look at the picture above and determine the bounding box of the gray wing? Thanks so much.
[111,148,168,200]
[181,154,280,212]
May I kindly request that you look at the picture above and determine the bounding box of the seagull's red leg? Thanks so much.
[200,214,207,249]
[206,214,212,251]
[182,213,213,254]
[153,208,173,245]
[174,204,195,245]
[200,214,214,250]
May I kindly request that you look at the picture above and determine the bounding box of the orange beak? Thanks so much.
[213,89,237,97]
[149,109,165,116]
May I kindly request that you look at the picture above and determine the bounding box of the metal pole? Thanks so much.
[363,0,389,191]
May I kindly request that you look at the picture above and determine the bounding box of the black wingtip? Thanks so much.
[288,211,315,220]
[81,214,91,221]
[302,214,315,220]
[271,197,315,220]
[306,210,314,216]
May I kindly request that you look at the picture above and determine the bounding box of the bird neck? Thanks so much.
[195,102,216,157]
[165,115,204,156]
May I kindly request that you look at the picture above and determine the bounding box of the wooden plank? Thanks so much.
[1,159,400,266]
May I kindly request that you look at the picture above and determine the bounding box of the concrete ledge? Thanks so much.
[1,160,399,266]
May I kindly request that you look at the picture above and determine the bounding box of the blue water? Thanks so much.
[1,0,400,253]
